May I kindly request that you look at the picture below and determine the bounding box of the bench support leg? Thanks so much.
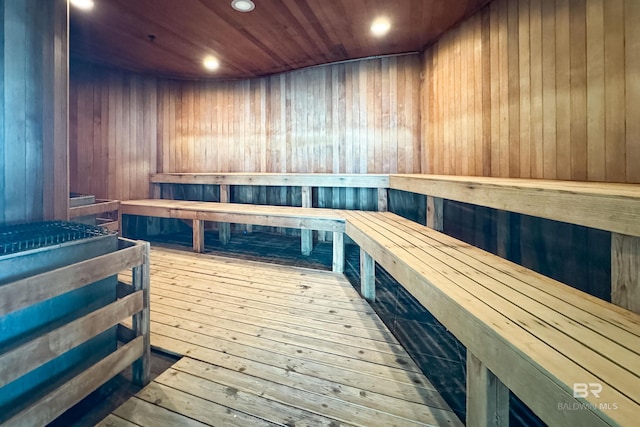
[332,232,344,273]
[301,186,313,255]
[496,211,511,260]
[219,185,231,245]
[193,219,205,253]
[466,352,509,427]
[427,196,443,231]
[360,249,375,302]
[377,188,388,212]
[612,232,640,314]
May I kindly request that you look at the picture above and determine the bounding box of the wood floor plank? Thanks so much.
[122,273,385,326]
[149,311,422,372]
[170,357,457,427]
[141,267,373,311]
[113,397,210,427]
[135,382,278,427]
[148,292,399,344]
[149,298,406,354]
[155,368,346,427]
[95,414,141,427]
[103,246,461,426]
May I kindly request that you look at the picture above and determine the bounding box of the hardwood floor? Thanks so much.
[103,246,461,426]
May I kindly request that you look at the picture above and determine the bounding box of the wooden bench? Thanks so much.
[343,210,640,427]
[151,173,389,255]
[126,172,640,426]
[120,199,346,273]
[391,174,640,314]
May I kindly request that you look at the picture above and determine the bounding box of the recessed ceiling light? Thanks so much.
[203,56,220,71]
[231,0,255,12]
[70,0,95,10]
[371,18,391,37]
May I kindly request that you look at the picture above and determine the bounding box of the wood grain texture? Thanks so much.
[421,0,639,184]
[1,0,68,226]
[69,0,490,80]
[391,174,640,237]
[70,56,420,201]
[612,233,640,314]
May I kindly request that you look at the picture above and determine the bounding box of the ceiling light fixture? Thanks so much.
[231,0,255,12]
[371,18,391,37]
[203,56,220,71]
[70,0,95,10]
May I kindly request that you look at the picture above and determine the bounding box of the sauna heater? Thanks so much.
[0,221,118,412]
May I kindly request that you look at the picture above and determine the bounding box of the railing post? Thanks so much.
[360,249,375,302]
[301,185,313,255]
[466,351,509,427]
[219,184,231,245]
[132,241,151,386]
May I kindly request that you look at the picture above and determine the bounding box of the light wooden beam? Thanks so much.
[360,249,375,302]
[301,185,313,256]
[219,184,231,245]
[392,174,640,237]
[466,351,510,427]
[332,231,344,273]
[612,233,640,314]
[193,219,205,253]
[377,188,388,212]
[426,196,443,231]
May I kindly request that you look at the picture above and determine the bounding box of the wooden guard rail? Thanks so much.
[68,199,122,233]
[0,238,150,427]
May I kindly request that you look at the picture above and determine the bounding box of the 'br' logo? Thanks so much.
[573,383,602,398]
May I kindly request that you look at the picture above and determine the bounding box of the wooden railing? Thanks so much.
[68,199,121,232]
[0,238,150,427]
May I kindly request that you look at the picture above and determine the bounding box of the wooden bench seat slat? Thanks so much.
[343,210,639,426]
[390,174,640,237]
[121,200,345,232]
[381,213,640,339]
[353,212,640,393]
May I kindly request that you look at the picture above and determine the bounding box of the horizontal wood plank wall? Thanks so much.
[70,63,158,201]
[421,0,640,184]
[1,0,68,226]
[70,55,421,201]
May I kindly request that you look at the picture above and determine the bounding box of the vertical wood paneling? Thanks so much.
[421,0,638,184]
[603,0,626,183]
[69,63,158,201]
[569,0,587,181]
[1,0,68,225]
[70,55,421,200]
[626,0,640,184]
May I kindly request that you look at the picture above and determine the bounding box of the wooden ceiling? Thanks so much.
[70,0,491,80]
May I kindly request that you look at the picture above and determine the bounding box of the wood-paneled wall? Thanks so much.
[1,0,68,226]
[70,65,158,201]
[69,55,421,200]
[421,0,640,184]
